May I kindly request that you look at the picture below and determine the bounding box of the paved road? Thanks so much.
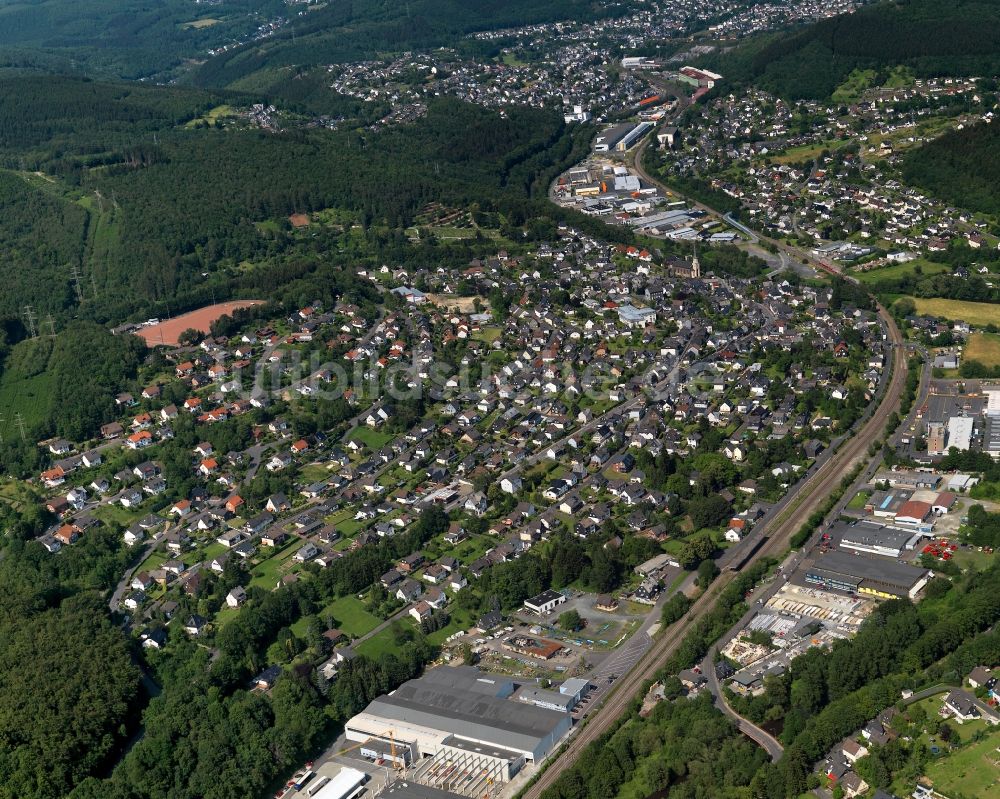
[520,156,910,797]
[108,526,171,614]
[702,643,784,761]
[574,572,697,716]
[522,303,906,798]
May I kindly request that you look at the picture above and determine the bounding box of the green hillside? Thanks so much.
[0,73,591,326]
[191,0,617,88]
[0,171,89,317]
[0,0,617,83]
[902,117,1000,216]
[713,0,1000,100]
[0,0,287,79]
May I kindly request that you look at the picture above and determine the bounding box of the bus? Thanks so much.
[292,770,314,790]
[307,777,331,796]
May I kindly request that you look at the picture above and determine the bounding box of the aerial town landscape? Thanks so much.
[4,1,1000,799]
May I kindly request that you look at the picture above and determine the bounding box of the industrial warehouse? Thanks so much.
[593,121,654,152]
[828,520,922,559]
[344,666,575,793]
[804,550,931,599]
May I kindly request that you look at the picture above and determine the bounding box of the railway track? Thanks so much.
[521,306,907,799]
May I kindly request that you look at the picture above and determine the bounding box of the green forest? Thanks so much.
[902,117,1000,217]
[0,74,592,327]
[0,0,287,80]
[539,556,1000,799]
[712,0,1000,100]
[190,0,620,89]
[0,0,618,84]
[539,694,769,799]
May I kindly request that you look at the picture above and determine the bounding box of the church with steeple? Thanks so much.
[666,252,700,279]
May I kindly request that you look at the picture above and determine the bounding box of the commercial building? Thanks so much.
[925,421,946,456]
[359,738,412,767]
[617,304,657,328]
[894,500,933,531]
[987,389,1000,416]
[866,490,910,519]
[678,66,722,88]
[345,666,572,776]
[516,686,576,713]
[946,416,974,452]
[594,123,634,152]
[379,782,465,799]
[834,521,920,559]
[616,121,654,152]
[985,416,1000,459]
[523,589,566,615]
[804,551,931,600]
[559,678,591,702]
[593,122,653,152]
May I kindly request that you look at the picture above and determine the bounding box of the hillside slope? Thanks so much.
[0,0,287,79]
[902,118,1000,217]
[714,0,1000,100]
[0,74,590,326]
[191,0,616,88]
[0,0,615,83]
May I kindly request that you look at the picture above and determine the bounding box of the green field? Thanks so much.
[298,463,331,483]
[355,624,401,658]
[965,332,1000,368]
[248,539,299,589]
[473,326,502,343]
[831,68,877,103]
[853,259,949,284]
[768,139,844,165]
[501,52,530,66]
[0,481,35,513]
[0,369,54,431]
[913,726,1000,797]
[884,65,916,89]
[847,490,870,510]
[309,595,382,638]
[183,104,237,129]
[911,297,1000,327]
[347,426,394,450]
[866,115,959,160]
[425,606,476,646]
[181,17,221,29]
[93,502,145,529]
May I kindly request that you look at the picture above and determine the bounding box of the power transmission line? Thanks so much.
[22,305,37,338]
[70,264,85,303]
[14,413,27,443]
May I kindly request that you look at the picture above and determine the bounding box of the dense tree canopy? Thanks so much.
[713,0,1000,100]
[0,594,140,799]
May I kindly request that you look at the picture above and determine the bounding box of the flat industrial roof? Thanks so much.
[560,677,590,696]
[807,550,928,589]
[525,589,564,606]
[517,687,575,710]
[354,667,568,754]
[947,416,974,451]
[442,735,523,761]
[834,522,913,550]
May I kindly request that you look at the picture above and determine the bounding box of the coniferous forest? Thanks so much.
[711,0,1000,100]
